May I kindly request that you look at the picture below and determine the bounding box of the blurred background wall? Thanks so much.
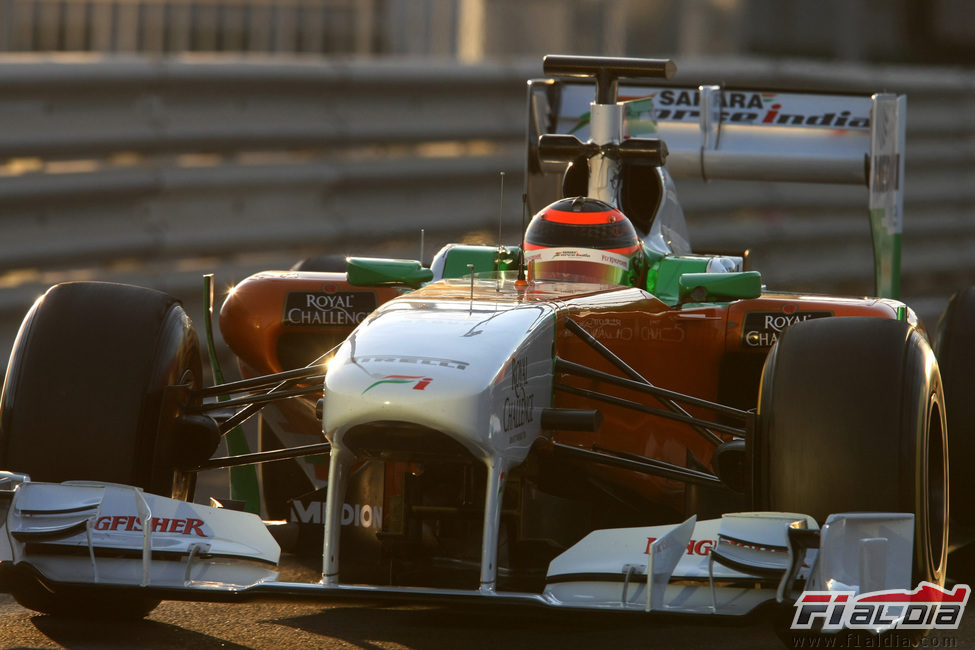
[1,0,974,64]
[0,0,972,343]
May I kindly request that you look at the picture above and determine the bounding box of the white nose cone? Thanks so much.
[324,296,555,464]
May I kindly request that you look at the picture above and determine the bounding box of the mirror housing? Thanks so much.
[346,257,433,289]
[678,271,762,303]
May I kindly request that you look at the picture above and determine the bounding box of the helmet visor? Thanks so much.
[524,247,632,285]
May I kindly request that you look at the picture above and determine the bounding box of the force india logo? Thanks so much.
[792,583,970,631]
[362,375,432,394]
[649,89,871,129]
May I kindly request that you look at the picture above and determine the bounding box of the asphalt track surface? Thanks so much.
[0,592,785,649]
[0,553,971,650]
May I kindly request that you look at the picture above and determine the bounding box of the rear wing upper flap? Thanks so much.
[526,79,906,298]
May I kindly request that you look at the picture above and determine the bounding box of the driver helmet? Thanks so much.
[523,197,643,286]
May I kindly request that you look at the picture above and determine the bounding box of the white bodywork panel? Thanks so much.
[546,512,817,613]
[808,513,914,594]
[553,83,878,185]
[323,288,556,465]
[321,284,557,590]
[1,479,279,591]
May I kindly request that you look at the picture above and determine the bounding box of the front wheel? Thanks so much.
[755,317,948,588]
[0,281,209,617]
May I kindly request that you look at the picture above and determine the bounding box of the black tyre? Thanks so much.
[756,317,948,588]
[935,287,975,528]
[0,281,207,617]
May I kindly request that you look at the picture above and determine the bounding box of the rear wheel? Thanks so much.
[935,287,975,528]
[756,317,947,588]
[0,281,209,617]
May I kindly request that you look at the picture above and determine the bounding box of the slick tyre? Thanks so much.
[935,286,975,528]
[756,317,948,588]
[0,282,206,618]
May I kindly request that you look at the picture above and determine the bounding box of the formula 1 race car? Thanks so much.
[0,55,971,638]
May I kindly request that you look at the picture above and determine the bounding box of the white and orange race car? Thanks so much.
[0,56,970,640]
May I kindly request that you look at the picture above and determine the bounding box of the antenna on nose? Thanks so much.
[517,192,527,283]
[496,171,505,254]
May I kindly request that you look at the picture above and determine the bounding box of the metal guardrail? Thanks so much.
[0,56,972,329]
[0,56,533,268]
[0,0,378,55]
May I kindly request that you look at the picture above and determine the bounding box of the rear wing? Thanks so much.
[526,79,906,298]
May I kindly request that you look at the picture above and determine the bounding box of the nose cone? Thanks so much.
[323,296,555,464]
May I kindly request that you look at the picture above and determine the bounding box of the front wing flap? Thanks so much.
[0,478,914,620]
[0,478,279,591]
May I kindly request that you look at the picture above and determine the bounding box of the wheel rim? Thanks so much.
[926,396,947,578]
[168,367,201,501]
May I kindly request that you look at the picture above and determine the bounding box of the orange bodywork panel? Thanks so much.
[219,271,404,376]
[550,292,900,511]
[218,271,901,514]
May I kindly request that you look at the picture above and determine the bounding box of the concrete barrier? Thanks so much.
[0,55,971,330]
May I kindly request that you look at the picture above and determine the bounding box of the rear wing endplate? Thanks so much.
[526,80,906,298]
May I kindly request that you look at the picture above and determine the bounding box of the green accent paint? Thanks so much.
[869,208,901,299]
[896,305,907,321]
[624,97,658,136]
[362,377,414,393]
[641,249,665,295]
[346,257,433,289]
[203,275,260,516]
[441,245,522,279]
[645,256,762,306]
[569,113,590,134]
[678,272,762,303]
[649,256,710,305]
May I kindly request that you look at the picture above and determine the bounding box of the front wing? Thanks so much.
[0,473,914,625]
